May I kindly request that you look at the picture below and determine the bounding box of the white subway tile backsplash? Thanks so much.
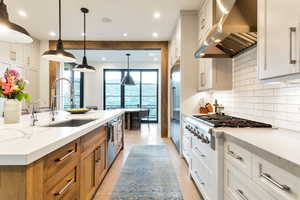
[207,48,300,132]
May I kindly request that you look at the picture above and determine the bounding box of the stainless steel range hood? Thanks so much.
[195,0,257,58]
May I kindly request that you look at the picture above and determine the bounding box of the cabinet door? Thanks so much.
[94,139,107,187]
[80,151,96,200]
[258,0,300,79]
[198,59,212,91]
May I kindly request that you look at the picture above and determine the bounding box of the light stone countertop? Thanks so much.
[215,127,300,168]
[0,109,124,165]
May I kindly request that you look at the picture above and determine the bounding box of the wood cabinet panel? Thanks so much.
[95,138,107,187]
[44,166,80,200]
[44,139,80,182]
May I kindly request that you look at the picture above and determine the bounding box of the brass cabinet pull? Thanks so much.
[228,150,243,161]
[56,149,75,162]
[236,189,248,200]
[54,178,74,196]
[261,173,290,192]
[289,27,296,64]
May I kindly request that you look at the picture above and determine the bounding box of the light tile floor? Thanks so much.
[93,124,203,200]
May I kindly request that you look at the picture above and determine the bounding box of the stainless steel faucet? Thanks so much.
[31,103,38,126]
[50,78,74,121]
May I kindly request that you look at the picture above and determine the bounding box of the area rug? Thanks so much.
[111,145,184,200]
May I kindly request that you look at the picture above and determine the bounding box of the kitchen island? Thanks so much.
[0,109,125,200]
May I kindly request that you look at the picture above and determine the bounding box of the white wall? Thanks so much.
[39,40,50,107]
[199,48,300,132]
[0,39,41,115]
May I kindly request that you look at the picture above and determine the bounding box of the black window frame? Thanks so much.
[103,68,159,123]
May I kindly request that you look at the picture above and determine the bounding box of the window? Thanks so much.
[104,69,159,122]
[61,63,84,109]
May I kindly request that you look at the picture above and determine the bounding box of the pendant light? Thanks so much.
[42,0,76,63]
[73,8,96,72]
[121,54,135,86]
[0,0,33,43]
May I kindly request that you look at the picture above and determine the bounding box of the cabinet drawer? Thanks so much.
[253,155,300,200]
[44,166,79,200]
[44,139,80,181]
[225,161,275,200]
[191,151,213,200]
[225,141,252,177]
[81,126,106,155]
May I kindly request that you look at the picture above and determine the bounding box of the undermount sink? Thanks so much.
[44,119,96,127]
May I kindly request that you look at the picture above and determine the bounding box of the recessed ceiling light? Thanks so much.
[18,10,27,17]
[123,33,128,37]
[152,32,158,38]
[102,17,112,23]
[153,12,161,19]
[101,57,106,61]
[49,31,56,37]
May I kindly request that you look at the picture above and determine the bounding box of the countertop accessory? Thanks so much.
[42,0,76,63]
[0,0,33,43]
[66,108,89,114]
[73,8,96,72]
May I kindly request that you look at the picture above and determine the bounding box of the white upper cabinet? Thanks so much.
[198,0,214,44]
[258,0,300,80]
[169,21,181,67]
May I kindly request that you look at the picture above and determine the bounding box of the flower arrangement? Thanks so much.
[0,69,30,102]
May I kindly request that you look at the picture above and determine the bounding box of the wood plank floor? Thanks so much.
[93,124,203,200]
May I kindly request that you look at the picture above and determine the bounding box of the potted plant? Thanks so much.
[0,69,30,124]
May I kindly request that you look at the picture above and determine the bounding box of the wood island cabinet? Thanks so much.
[0,115,124,200]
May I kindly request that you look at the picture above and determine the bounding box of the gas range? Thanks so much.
[184,114,272,150]
[192,114,272,128]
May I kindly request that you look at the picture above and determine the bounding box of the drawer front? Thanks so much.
[44,139,80,181]
[44,166,80,200]
[225,141,252,177]
[191,151,213,200]
[252,155,300,200]
[192,135,214,171]
[81,126,106,154]
[225,161,275,200]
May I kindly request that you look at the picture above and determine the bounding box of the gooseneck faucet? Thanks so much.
[50,78,74,121]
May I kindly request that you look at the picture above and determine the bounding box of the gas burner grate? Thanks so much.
[192,114,272,128]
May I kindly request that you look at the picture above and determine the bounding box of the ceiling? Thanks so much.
[6,0,201,41]
[70,50,161,64]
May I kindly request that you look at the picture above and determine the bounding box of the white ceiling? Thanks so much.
[6,0,201,41]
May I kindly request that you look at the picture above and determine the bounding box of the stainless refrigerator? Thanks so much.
[170,65,180,153]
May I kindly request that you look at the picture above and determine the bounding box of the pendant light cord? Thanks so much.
[58,0,62,40]
[83,11,86,56]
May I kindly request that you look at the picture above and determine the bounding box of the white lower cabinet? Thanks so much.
[224,139,300,200]
[252,155,300,200]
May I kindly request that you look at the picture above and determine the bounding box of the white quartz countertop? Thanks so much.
[217,127,300,167]
[0,109,124,165]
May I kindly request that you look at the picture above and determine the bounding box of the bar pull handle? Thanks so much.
[56,149,75,162]
[289,27,296,64]
[236,189,248,200]
[54,178,74,196]
[228,150,243,161]
[261,173,290,192]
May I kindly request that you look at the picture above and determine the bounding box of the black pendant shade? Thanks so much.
[121,54,135,86]
[42,0,76,63]
[0,0,33,43]
[73,8,96,72]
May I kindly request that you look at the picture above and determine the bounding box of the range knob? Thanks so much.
[202,136,210,144]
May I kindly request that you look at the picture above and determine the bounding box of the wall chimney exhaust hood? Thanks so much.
[195,0,257,58]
